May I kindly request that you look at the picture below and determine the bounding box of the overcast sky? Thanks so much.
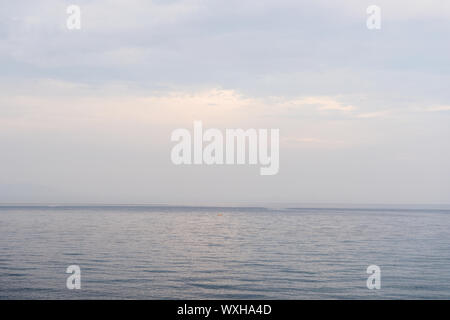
[1,0,449,205]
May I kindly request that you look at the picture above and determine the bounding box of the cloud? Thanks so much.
[424,105,450,112]
[1,1,450,203]
[282,137,347,148]
[2,0,449,97]
[270,96,357,114]
[355,111,391,119]
[0,79,359,128]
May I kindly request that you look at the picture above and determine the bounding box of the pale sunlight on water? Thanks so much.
[0,206,449,299]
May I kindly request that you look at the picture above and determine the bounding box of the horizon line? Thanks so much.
[1,202,450,209]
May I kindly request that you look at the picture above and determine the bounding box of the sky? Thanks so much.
[0,0,449,205]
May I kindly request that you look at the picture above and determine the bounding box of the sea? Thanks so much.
[0,205,449,299]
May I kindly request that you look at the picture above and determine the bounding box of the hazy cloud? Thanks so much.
[1,1,449,204]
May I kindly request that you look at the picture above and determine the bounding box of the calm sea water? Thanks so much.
[0,206,449,299]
